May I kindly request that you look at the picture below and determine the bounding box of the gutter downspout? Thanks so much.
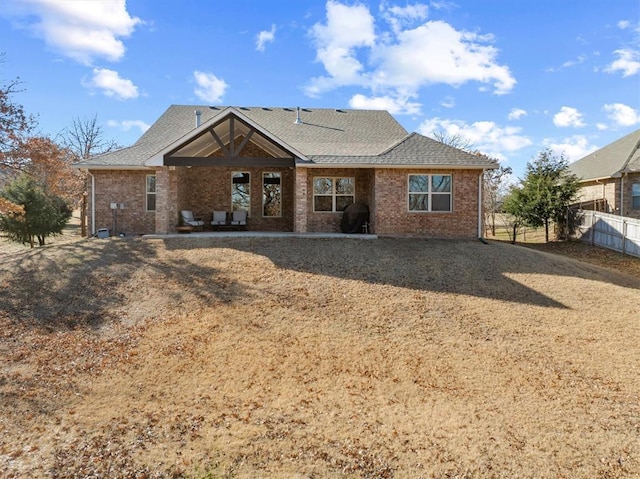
[620,172,626,217]
[87,171,96,236]
[478,171,484,240]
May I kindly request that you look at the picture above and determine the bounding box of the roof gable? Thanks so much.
[569,129,640,181]
[146,107,308,167]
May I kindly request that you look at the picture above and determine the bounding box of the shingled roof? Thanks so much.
[569,129,640,181]
[77,105,496,169]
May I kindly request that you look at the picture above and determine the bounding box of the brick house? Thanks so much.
[569,128,640,219]
[75,105,497,237]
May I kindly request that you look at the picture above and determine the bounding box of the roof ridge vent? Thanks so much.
[294,106,303,125]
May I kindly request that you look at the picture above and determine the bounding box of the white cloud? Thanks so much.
[106,119,150,133]
[440,96,455,108]
[85,68,139,99]
[508,108,527,120]
[606,49,640,77]
[193,71,228,103]
[603,103,640,126]
[256,24,276,52]
[306,1,515,107]
[553,106,585,128]
[3,0,141,65]
[544,135,598,163]
[382,3,429,34]
[562,54,587,68]
[418,117,532,160]
[618,20,631,30]
[307,0,375,94]
[349,93,421,115]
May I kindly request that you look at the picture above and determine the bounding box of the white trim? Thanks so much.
[297,161,495,170]
[74,165,153,171]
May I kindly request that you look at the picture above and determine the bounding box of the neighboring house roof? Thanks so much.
[76,104,496,170]
[569,128,640,181]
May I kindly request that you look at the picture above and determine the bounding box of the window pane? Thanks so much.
[232,172,250,211]
[263,173,281,217]
[314,178,333,195]
[432,175,451,193]
[409,175,428,193]
[409,193,428,211]
[432,194,451,211]
[336,177,354,194]
[147,194,156,211]
[336,195,354,211]
[314,196,333,212]
[147,175,156,193]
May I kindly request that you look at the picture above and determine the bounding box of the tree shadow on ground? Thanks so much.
[0,237,244,332]
[162,236,640,309]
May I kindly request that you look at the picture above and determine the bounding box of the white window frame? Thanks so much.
[231,171,251,212]
[632,183,640,209]
[313,177,355,212]
[407,174,452,212]
[146,175,156,212]
[262,172,282,218]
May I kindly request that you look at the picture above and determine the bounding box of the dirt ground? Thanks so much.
[1,224,639,478]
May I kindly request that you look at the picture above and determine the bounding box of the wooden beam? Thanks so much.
[209,129,230,157]
[235,129,254,157]
[165,157,295,167]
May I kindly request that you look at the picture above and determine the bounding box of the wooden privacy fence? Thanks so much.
[571,210,640,258]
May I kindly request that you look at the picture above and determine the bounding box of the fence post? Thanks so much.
[622,219,627,255]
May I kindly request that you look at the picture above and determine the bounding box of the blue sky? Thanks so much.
[1,0,638,178]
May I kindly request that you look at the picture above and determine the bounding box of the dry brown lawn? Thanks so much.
[1,225,639,478]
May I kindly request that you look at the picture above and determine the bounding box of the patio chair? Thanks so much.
[180,210,205,230]
[211,210,228,228]
[230,210,247,228]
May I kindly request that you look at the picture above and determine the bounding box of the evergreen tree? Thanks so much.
[503,149,580,242]
[0,175,71,247]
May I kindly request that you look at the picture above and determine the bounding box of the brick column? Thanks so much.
[155,166,178,234]
[294,167,308,233]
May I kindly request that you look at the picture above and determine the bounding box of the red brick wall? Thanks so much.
[89,166,483,237]
[373,168,481,238]
[88,170,156,236]
[177,166,294,231]
[304,168,375,233]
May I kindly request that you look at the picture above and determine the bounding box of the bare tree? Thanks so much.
[430,128,475,152]
[1,53,37,171]
[483,164,512,236]
[61,115,121,161]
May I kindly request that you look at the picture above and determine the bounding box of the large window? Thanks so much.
[633,183,640,209]
[313,177,354,212]
[232,172,250,212]
[408,174,452,212]
[263,172,282,217]
[146,175,156,212]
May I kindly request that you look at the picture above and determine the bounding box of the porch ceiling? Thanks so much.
[165,114,295,167]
